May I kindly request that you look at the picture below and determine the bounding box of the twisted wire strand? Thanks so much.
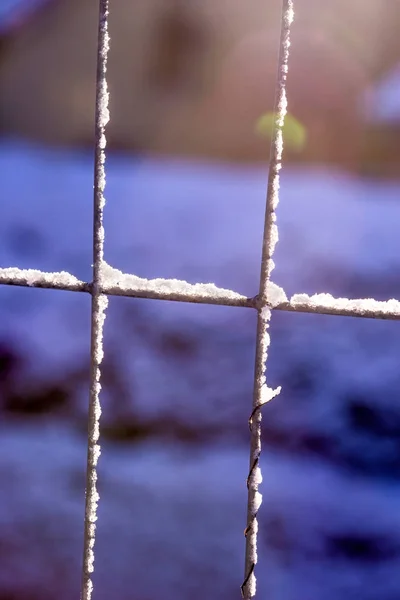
[241,2,294,598]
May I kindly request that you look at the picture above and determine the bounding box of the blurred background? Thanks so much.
[1,1,400,599]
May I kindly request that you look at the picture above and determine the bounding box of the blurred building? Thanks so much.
[360,64,400,178]
[0,0,399,169]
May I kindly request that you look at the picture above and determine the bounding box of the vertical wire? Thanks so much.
[80,1,110,599]
[242,2,294,598]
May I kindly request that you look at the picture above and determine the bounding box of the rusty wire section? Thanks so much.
[1,0,400,598]
[80,1,110,599]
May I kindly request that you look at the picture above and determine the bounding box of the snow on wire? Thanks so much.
[1,0,400,599]
[3,266,400,320]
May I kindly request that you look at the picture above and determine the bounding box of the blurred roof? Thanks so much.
[0,0,51,35]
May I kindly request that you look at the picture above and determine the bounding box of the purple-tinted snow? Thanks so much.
[2,140,400,599]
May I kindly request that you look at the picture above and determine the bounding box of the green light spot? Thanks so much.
[255,112,307,151]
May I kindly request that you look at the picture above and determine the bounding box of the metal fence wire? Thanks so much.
[2,0,400,599]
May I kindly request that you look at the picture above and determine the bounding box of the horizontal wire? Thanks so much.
[1,268,400,320]
[0,268,90,293]
[0,267,255,308]
[275,297,400,320]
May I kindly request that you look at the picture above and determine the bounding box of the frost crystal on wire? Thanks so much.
[100,261,249,303]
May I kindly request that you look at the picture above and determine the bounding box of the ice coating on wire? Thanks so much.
[290,292,400,316]
[0,264,282,309]
[100,261,251,304]
[280,292,400,320]
[258,3,293,298]
[242,1,294,598]
[0,266,86,289]
[3,265,400,322]
[263,281,287,308]
[80,2,110,600]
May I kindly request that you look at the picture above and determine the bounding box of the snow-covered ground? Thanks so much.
[3,422,400,600]
[1,139,400,599]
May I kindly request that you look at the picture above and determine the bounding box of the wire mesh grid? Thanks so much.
[1,0,400,598]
